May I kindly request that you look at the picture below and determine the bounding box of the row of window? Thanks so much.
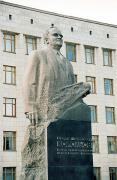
[8,15,77,33]
[1,32,115,66]
[90,106,115,124]
[86,76,113,95]
[2,131,117,154]
[85,46,112,65]
[2,166,117,180]
[7,13,112,38]
[3,32,37,55]
[93,135,117,154]
[8,14,34,24]
[3,65,114,97]
[2,97,116,121]
[66,43,113,66]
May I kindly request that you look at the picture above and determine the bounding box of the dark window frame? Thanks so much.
[92,135,99,153]
[3,167,16,180]
[104,78,113,95]
[66,42,76,62]
[3,97,16,117]
[89,105,97,123]
[86,76,96,94]
[3,33,16,53]
[3,65,16,85]
[105,107,115,124]
[109,167,117,180]
[25,36,37,55]
[107,136,117,154]
[3,131,16,151]
[103,48,112,66]
[85,46,95,64]
[93,167,101,180]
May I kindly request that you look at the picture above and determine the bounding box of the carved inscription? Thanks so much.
[56,136,92,155]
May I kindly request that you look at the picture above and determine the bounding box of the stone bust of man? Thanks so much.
[23,26,90,124]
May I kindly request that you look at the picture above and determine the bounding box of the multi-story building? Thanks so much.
[0,1,117,179]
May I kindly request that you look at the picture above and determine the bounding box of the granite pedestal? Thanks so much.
[48,101,93,180]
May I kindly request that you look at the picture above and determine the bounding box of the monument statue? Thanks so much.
[20,26,91,180]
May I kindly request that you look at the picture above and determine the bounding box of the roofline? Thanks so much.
[1,0,117,28]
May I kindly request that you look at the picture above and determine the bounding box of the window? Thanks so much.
[3,167,16,180]
[9,14,12,20]
[103,49,112,66]
[74,74,77,83]
[89,105,97,123]
[66,43,76,62]
[89,31,92,35]
[86,76,96,94]
[30,19,33,24]
[71,27,74,32]
[3,131,16,151]
[109,167,117,180]
[3,33,15,53]
[25,36,37,54]
[106,107,115,124]
[107,34,110,38]
[3,65,16,85]
[92,135,99,153]
[85,46,94,64]
[51,23,54,27]
[104,79,113,95]
[107,136,117,154]
[3,98,16,117]
[93,167,101,180]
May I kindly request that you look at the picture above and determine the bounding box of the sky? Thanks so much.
[3,0,117,25]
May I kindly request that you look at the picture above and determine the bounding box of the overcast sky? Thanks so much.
[3,0,117,25]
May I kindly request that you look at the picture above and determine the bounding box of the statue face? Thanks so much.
[47,28,63,49]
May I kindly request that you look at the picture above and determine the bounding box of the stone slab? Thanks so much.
[48,119,93,180]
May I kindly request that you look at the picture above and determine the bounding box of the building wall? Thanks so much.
[0,1,117,179]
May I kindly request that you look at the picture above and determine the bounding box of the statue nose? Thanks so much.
[58,35,62,38]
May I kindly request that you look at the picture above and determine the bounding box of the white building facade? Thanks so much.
[0,1,117,179]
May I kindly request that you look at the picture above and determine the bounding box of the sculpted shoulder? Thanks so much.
[29,48,48,64]
[29,49,46,58]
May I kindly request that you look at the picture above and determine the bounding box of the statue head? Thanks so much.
[43,26,63,50]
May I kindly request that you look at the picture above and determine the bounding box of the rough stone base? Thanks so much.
[20,125,47,180]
